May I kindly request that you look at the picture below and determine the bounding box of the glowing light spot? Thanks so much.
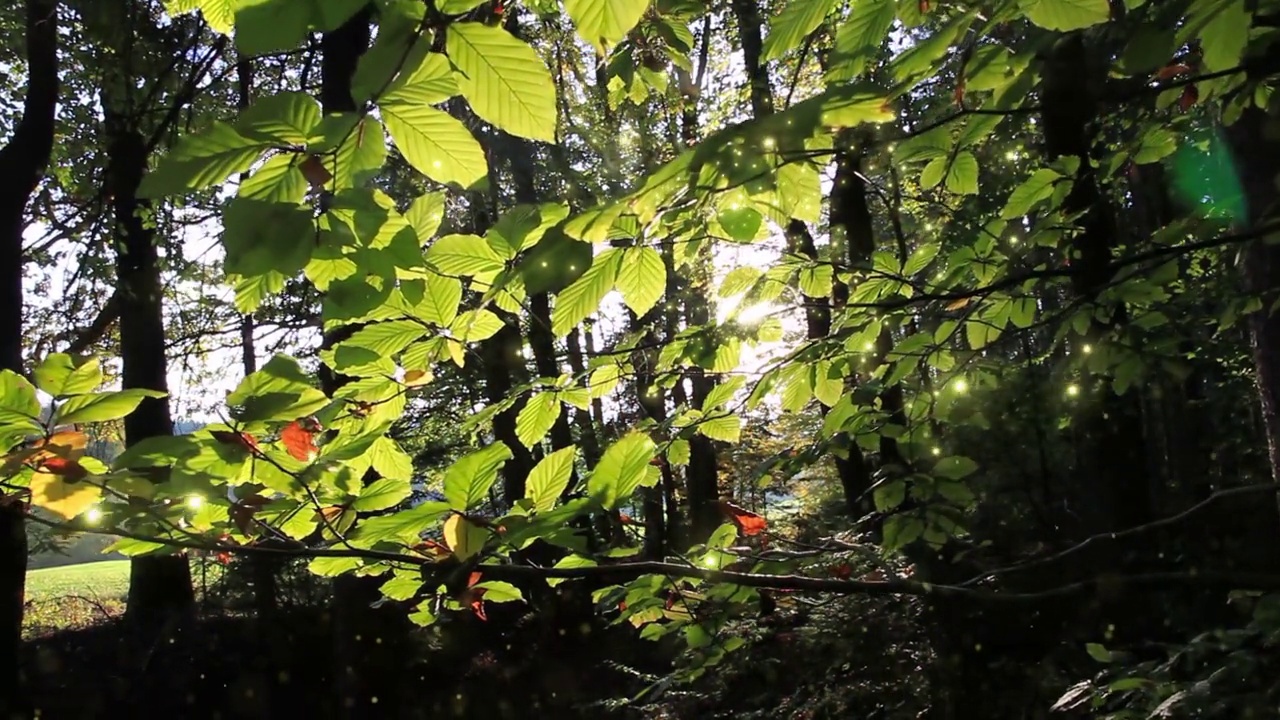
[762,137,776,149]
[84,507,102,524]
[931,446,941,456]
[541,261,548,267]
[1082,344,1092,354]
[703,554,719,568]
[1066,384,1080,397]
[863,342,874,351]
[952,379,968,394]
[1005,151,1019,161]
[186,495,204,510]
[569,265,576,271]
[1009,235,1019,245]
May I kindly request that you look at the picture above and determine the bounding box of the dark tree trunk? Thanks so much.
[565,327,601,466]
[1041,34,1152,534]
[0,0,56,708]
[1226,99,1280,510]
[105,119,196,631]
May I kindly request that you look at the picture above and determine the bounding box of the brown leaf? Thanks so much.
[299,155,333,191]
[1156,63,1192,80]
[1178,84,1199,112]
[211,430,261,455]
[945,296,974,311]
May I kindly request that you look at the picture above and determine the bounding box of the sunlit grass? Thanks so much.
[23,560,131,638]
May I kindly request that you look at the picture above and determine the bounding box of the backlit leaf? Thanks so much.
[446,22,558,142]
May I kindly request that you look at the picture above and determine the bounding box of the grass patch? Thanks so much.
[23,560,130,638]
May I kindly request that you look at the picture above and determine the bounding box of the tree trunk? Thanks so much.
[1226,101,1280,509]
[105,119,196,631]
[1041,34,1152,534]
[0,0,56,709]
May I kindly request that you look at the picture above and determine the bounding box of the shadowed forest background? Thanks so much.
[2,0,1280,718]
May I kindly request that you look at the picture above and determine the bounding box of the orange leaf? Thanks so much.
[281,421,318,462]
[718,500,767,536]
[467,571,483,588]
[470,598,487,621]
[945,296,974,311]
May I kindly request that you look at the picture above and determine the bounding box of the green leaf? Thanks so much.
[369,436,414,479]
[934,456,979,480]
[883,514,924,552]
[446,22,558,142]
[589,364,622,398]
[138,122,267,197]
[525,446,576,512]
[564,0,651,53]
[162,0,234,33]
[515,393,560,448]
[222,198,315,277]
[381,51,459,106]
[552,249,622,337]
[234,0,309,56]
[340,320,426,358]
[719,267,762,298]
[546,554,596,587]
[227,355,330,422]
[1001,168,1062,219]
[425,234,505,277]
[450,309,505,342]
[347,501,451,547]
[1198,0,1249,72]
[413,274,463,327]
[826,0,895,82]
[1018,0,1111,31]
[353,477,413,512]
[810,361,843,407]
[34,354,102,398]
[718,207,763,241]
[902,243,939,277]
[699,414,741,443]
[473,580,523,602]
[380,571,423,601]
[873,479,906,511]
[310,115,387,190]
[945,152,979,195]
[382,102,487,187]
[444,443,514,510]
[762,0,839,60]
[239,154,308,203]
[616,247,666,317]
[406,191,446,242]
[237,92,322,145]
[56,389,166,425]
[588,431,657,509]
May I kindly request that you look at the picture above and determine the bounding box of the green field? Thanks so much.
[23,560,131,637]
[25,559,131,603]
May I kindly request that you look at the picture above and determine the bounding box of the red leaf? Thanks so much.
[1156,63,1192,80]
[281,421,318,462]
[618,513,635,525]
[471,598,487,621]
[467,571,483,588]
[216,551,232,565]
[38,456,88,482]
[919,0,930,12]
[718,500,767,536]
[830,563,852,579]
[1178,84,1199,112]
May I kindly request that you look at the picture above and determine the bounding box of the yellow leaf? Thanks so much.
[29,472,102,519]
[442,513,488,560]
